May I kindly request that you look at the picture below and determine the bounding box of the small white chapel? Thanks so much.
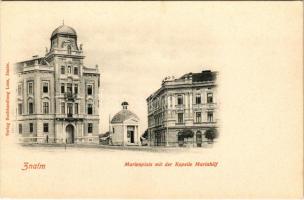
[110,102,140,146]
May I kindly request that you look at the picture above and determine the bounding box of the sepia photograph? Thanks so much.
[0,1,302,198]
[14,22,219,148]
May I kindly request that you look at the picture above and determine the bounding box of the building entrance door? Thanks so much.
[196,131,202,147]
[127,126,135,144]
[66,124,74,144]
[130,131,134,143]
[155,132,161,146]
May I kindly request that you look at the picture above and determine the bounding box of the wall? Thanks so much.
[111,124,124,145]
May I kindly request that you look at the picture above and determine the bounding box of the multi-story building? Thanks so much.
[15,24,100,144]
[146,70,218,147]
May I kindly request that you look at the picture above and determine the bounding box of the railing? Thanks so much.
[48,48,83,56]
[162,79,192,86]
[175,104,185,110]
[18,136,54,144]
[64,92,77,101]
[76,136,99,144]
[19,136,99,143]
[150,140,214,147]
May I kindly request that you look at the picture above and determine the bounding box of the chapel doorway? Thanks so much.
[127,126,135,144]
[130,131,134,143]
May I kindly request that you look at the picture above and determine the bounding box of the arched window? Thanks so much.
[28,100,34,114]
[67,45,71,54]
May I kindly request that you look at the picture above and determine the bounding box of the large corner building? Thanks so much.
[15,24,100,144]
[146,70,218,147]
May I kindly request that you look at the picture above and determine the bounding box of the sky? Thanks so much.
[1,1,301,134]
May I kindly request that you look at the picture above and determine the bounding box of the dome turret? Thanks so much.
[51,25,77,39]
[49,23,79,53]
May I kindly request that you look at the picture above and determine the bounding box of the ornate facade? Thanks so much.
[15,24,100,144]
[146,70,218,147]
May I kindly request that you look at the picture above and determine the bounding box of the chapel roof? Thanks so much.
[111,102,139,123]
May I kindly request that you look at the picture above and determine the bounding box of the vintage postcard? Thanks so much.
[0,1,303,198]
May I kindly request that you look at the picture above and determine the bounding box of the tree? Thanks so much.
[99,131,110,145]
[178,129,194,147]
[205,128,218,143]
[141,129,148,140]
[140,129,149,146]
[179,129,194,138]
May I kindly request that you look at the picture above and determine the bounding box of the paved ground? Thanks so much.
[20,143,212,152]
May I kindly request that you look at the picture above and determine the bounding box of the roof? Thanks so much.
[51,25,77,38]
[99,131,110,138]
[146,70,217,101]
[180,70,216,82]
[111,109,139,123]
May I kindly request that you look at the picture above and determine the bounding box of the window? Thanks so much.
[19,124,22,134]
[112,127,115,134]
[207,112,213,122]
[29,123,33,133]
[18,103,22,115]
[67,103,73,115]
[18,84,22,96]
[67,45,71,54]
[87,85,93,95]
[87,104,93,115]
[67,83,72,93]
[88,123,93,133]
[177,95,183,105]
[196,112,202,123]
[52,40,56,47]
[74,67,78,75]
[61,66,65,74]
[61,102,65,114]
[61,83,65,93]
[195,94,201,104]
[207,93,213,103]
[43,82,49,93]
[28,82,33,95]
[43,102,49,114]
[67,66,72,74]
[74,84,78,94]
[75,103,79,114]
[178,113,184,123]
[29,102,34,114]
[43,123,49,133]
